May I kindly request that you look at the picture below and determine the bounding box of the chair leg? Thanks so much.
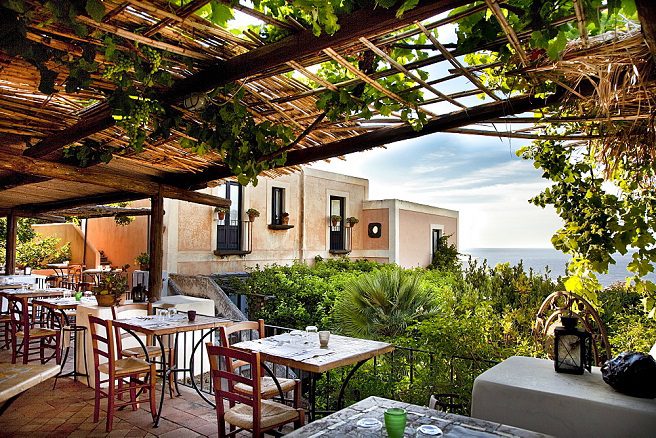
[130,375,139,411]
[106,380,115,433]
[117,377,123,401]
[93,374,101,423]
[149,370,157,422]
[10,333,17,364]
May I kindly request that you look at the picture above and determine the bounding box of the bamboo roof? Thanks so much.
[0,0,654,214]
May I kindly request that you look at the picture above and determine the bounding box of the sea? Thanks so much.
[462,248,656,287]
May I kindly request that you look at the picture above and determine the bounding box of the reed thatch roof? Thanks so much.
[0,0,654,214]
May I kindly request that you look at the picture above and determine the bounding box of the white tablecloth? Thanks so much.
[472,356,656,437]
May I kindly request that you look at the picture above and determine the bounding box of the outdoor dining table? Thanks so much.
[0,288,68,364]
[111,313,232,427]
[0,362,60,416]
[32,296,97,384]
[287,395,549,437]
[46,263,69,286]
[232,332,394,420]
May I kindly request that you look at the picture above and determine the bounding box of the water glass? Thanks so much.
[319,331,330,348]
[157,308,168,319]
[168,308,177,319]
[356,418,382,437]
[289,330,304,344]
[384,408,407,438]
[63,289,72,299]
[416,425,443,437]
[305,325,318,342]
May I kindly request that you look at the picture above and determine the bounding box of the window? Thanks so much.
[271,187,284,225]
[431,228,443,255]
[217,182,242,251]
[329,196,345,251]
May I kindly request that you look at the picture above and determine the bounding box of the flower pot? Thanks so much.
[217,211,226,221]
[139,263,149,271]
[331,219,339,227]
[248,214,256,222]
[282,216,289,225]
[96,294,115,307]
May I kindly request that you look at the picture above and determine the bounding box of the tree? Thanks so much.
[334,267,438,339]
[429,234,460,272]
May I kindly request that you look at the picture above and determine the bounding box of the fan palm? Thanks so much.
[334,267,437,339]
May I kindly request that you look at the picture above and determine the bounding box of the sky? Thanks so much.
[229,8,564,249]
[310,132,563,249]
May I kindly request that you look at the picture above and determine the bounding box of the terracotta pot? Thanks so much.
[96,294,115,307]
[282,216,289,225]
[217,211,226,220]
[331,219,339,227]
[140,263,149,271]
[248,214,256,222]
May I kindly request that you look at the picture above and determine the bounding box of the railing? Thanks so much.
[172,322,498,416]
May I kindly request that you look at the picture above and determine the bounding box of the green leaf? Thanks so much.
[85,0,105,21]
[208,1,233,27]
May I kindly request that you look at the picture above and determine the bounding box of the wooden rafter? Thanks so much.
[484,0,530,66]
[415,22,500,101]
[358,37,467,109]
[572,0,589,46]
[323,47,439,118]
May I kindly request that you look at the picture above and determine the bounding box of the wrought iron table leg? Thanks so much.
[154,334,167,428]
[261,362,285,401]
[188,327,218,407]
[337,359,367,410]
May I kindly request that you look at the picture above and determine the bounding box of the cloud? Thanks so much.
[310,131,562,248]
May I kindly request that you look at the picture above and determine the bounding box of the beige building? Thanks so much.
[37,168,458,276]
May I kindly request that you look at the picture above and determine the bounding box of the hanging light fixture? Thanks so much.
[183,92,208,111]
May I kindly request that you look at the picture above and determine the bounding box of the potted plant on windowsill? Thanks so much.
[135,252,150,271]
[246,208,260,222]
[345,216,359,227]
[215,206,228,221]
[330,215,342,227]
[281,212,290,225]
[93,269,128,307]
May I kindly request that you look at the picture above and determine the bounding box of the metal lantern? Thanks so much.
[554,316,592,374]
[182,93,208,111]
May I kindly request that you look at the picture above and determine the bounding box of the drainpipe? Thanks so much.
[83,219,88,267]
[299,170,305,263]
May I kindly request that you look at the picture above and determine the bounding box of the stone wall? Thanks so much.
[168,273,245,321]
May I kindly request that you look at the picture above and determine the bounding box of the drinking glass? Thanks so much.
[319,331,330,348]
[384,408,407,438]
[168,308,177,319]
[157,309,168,319]
[63,289,72,299]
[416,425,443,437]
[305,325,318,342]
[356,418,382,437]
[289,330,304,345]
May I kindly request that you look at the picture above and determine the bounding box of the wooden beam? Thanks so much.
[636,0,656,58]
[148,193,164,300]
[0,151,230,208]
[0,173,48,190]
[4,212,17,276]
[13,192,146,215]
[174,92,564,188]
[26,0,468,159]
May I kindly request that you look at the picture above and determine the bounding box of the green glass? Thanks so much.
[74,291,83,301]
[384,408,407,438]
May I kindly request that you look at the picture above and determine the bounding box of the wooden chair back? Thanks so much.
[206,344,262,432]
[111,303,153,353]
[219,319,265,373]
[88,315,116,377]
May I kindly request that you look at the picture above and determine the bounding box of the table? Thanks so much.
[472,356,656,438]
[33,296,97,384]
[287,396,548,437]
[112,313,232,427]
[0,362,60,415]
[0,288,68,364]
[46,263,69,286]
[233,332,394,419]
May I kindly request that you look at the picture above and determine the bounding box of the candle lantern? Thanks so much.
[554,316,592,374]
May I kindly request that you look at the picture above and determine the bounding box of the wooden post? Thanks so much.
[4,212,17,275]
[636,0,656,59]
[148,194,164,300]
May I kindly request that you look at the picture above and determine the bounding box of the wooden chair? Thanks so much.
[88,315,156,432]
[61,264,93,292]
[112,303,176,397]
[9,299,61,364]
[206,344,304,437]
[220,320,300,407]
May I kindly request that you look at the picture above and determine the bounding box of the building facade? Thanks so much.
[40,168,458,276]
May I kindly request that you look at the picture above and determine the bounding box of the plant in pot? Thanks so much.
[215,206,228,221]
[93,271,128,307]
[246,208,260,222]
[345,216,359,227]
[135,252,150,271]
[330,214,342,227]
[281,212,290,225]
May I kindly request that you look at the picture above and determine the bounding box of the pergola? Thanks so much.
[1,0,654,298]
